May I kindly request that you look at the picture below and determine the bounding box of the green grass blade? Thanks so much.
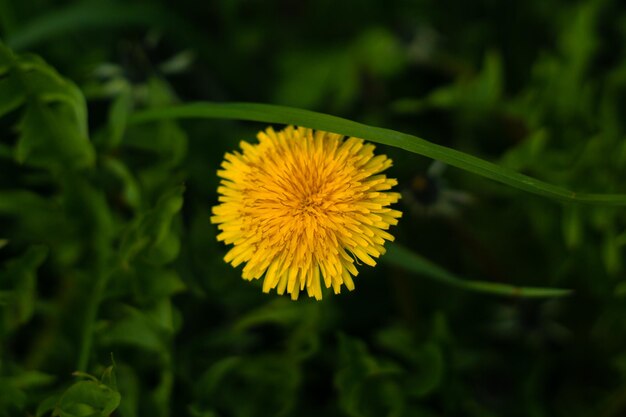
[129,102,626,206]
[384,243,572,298]
[6,1,188,50]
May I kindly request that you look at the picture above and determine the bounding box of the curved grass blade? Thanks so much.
[384,243,572,298]
[6,1,191,50]
[129,102,626,206]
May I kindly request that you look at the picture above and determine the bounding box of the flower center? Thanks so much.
[294,190,325,215]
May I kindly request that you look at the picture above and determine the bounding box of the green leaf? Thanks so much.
[133,266,186,302]
[123,120,188,168]
[353,28,405,78]
[17,54,88,134]
[335,334,405,417]
[406,343,443,398]
[273,52,337,109]
[0,190,71,247]
[195,356,241,396]
[0,72,25,117]
[119,185,184,266]
[37,395,60,417]
[562,205,583,249]
[113,364,139,417]
[603,230,621,276]
[0,245,48,327]
[501,129,549,172]
[8,369,55,390]
[0,40,14,68]
[234,298,312,331]
[129,102,626,205]
[417,51,503,112]
[0,290,13,305]
[234,300,321,360]
[53,380,120,417]
[100,365,117,392]
[16,101,93,170]
[106,83,133,148]
[99,306,167,353]
[195,355,299,417]
[0,41,95,170]
[0,190,57,215]
[375,326,444,398]
[384,243,572,298]
[0,379,27,414]
[101,157,142,210]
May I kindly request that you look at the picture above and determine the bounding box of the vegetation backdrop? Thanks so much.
[1,0,626,416]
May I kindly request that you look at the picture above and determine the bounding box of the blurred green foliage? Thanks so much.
[1,0,626,416]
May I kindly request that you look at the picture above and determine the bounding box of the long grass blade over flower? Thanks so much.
[211,126,402,300]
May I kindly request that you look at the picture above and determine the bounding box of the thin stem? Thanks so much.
[384,243,572,298]
[77,268,109,372]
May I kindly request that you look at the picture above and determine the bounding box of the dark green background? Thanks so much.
[1,0,626,416]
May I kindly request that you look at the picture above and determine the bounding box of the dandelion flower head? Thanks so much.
[211,126,402,300]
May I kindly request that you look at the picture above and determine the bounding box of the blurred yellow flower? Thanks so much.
[211,126,402,300]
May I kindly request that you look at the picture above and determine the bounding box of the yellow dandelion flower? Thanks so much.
[211,126,402,300]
